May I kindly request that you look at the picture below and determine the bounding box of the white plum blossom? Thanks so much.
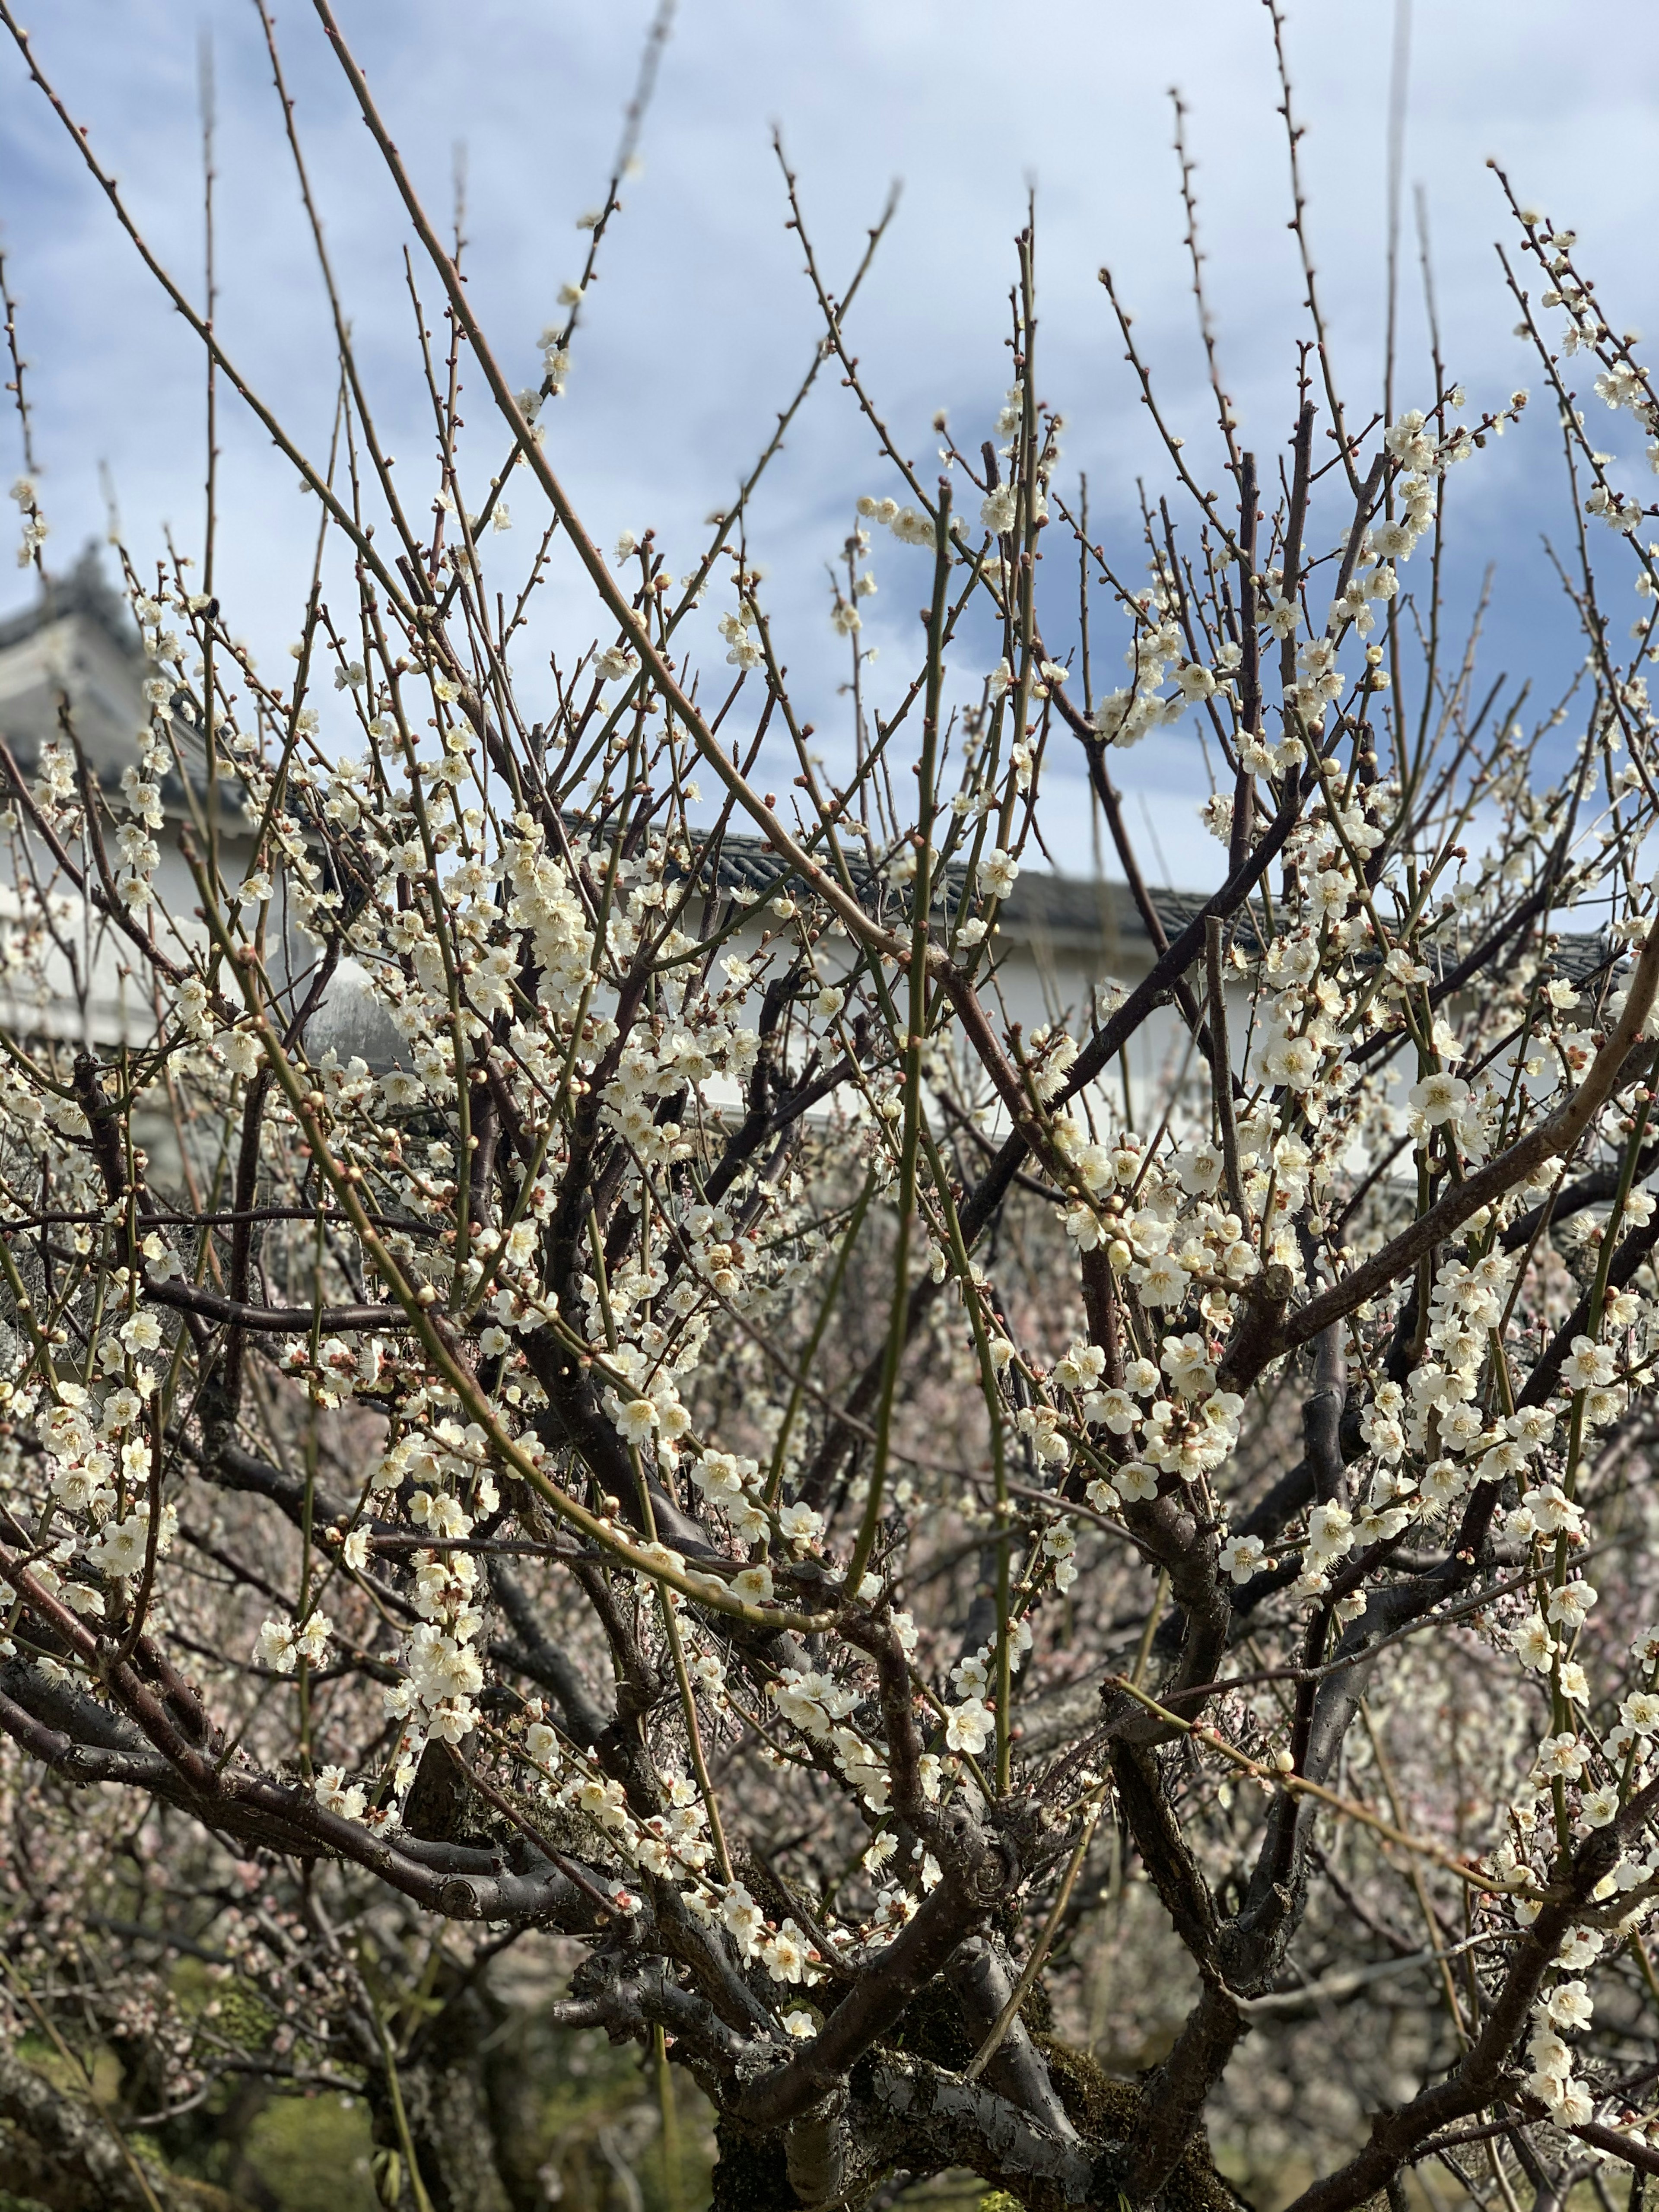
[976,848,1020,899]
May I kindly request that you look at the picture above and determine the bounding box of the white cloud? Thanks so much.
[3,0,1653,882]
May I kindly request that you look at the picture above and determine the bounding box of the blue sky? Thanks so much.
[4,0,1657,885]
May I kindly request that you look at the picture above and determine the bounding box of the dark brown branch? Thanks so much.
[735,1805,1018,2133]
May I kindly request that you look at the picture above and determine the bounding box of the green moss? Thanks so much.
[530,2029,717,2211]
[880,1970,1052,2075]
[1152,2129,1249,2212]
[211,1983,280,2055]
[1032,2039,1250,2212]
[240,2094,378,2212]
[709,2117,803,2212]
[1035,2037,1142,2145]
[882,1975,978,2072]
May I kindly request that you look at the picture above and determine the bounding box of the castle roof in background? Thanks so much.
[0,547,230,820]
[691,826,1611,985]
[0,542,140,664]
[0,543,149,786]
[689,818,1133,959]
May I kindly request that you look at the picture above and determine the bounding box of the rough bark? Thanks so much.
[0,2045,248,2212]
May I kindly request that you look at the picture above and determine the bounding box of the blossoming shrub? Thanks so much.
[5,10,1659,2211]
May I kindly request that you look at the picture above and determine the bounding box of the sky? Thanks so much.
[3,0,1658,888]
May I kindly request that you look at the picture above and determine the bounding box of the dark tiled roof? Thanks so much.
[687,827,1609,981]
[671,824,1141,947]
